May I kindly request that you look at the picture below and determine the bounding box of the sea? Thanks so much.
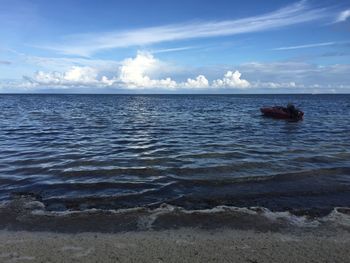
[0,94,349,231]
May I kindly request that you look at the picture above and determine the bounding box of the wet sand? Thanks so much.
[1,228,349,263]
[1,198,350,262]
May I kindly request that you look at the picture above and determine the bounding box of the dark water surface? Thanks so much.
[1,94,349,214]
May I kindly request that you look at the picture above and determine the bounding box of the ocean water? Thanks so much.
[0,94,350,217]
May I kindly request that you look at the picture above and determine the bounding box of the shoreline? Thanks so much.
[1,196,350,233]
[1,227,350,263]
[1,196,350,232]
[2,195,350,262]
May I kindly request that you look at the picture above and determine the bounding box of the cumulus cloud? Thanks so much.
[61,66,98,83]
[22,53,250,90]
[213,71,250,89]
[24,53,250,90]
[22,66,119,90]
[21,52,179,89]
[335,9,350,23]
[183,75,209,89]
[33,66,100,86]
[118,52,177,89]
[13,52,350,93]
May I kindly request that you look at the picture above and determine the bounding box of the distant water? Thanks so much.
[0,94,350,214]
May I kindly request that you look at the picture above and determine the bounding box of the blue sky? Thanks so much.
[0,0,349,93]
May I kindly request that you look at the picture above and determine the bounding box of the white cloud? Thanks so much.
[100,76,116,86]
[237,62,350,92]
[183,75,209,89]
[273,42,335,51]
[34,71,62,85]
[20,52,178,89]
[34,66,100,86]
[118,52,177,89]
[335,9,350,23]
[6,52,349,93]
[22,66,119,90]
[117,54,248,89]
[251,81,298,89]
[20,53,249,90]
[38,1,330,56]
[213,71,250,89]
[63,66,98,83]
[152,46,196,54]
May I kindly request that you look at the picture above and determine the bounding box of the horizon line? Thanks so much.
[0,92,348,95]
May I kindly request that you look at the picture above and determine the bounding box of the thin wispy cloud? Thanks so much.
[152,46,196,54]
[273,42,335,51]
[334,9,350,23]
[39,1,330,56]
[7,48,119,70]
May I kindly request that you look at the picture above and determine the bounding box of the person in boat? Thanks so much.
[286,103,298,118]
[260,104,303,120]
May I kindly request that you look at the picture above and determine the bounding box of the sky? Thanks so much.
[0,0,349,93]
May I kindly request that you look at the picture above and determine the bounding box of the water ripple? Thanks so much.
[0,94,350,211]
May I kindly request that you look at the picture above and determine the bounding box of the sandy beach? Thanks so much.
[1,197,350,262]
[1,228,349,263]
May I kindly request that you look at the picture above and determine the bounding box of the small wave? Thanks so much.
[168,166,350,185]
[0,195,349,233]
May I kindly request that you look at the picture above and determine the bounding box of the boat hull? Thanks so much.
[260,107,303,120]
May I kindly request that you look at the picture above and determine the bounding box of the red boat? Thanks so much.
[260,106,304,120]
